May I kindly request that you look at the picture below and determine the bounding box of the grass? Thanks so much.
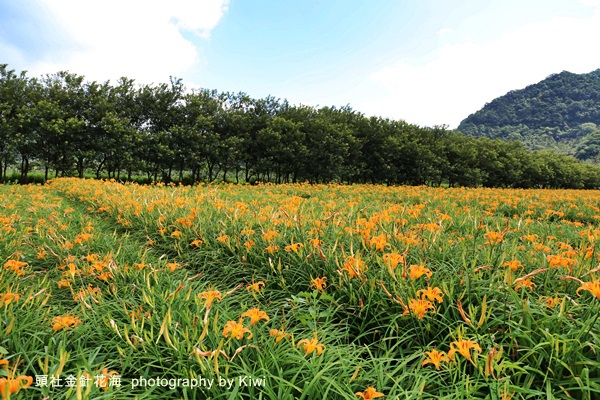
[1,178,599,399]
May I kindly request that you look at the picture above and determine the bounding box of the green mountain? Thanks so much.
[457,69,600,161]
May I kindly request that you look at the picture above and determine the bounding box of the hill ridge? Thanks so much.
[457,68,600,160]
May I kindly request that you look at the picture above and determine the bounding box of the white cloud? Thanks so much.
[436,28,454,37]
[579,0,600,8]
[365,9,600,128]
[28,0,229,83]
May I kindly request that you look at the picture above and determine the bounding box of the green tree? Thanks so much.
[0,65,29,180]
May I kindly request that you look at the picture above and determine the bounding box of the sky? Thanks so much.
[1,0,600,128]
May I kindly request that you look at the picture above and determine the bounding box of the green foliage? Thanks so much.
[3,180,600,399]
[2,63,600,188]
[458,69,600,160]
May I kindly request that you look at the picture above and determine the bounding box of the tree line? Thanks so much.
[2,64,600,188]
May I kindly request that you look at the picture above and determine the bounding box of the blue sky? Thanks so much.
[2,0,600,128]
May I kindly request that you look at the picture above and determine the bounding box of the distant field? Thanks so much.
[1,179,599,399]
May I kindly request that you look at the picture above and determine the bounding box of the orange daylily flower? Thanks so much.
[408,264,432,280]
[176,217,193,227]
[223,319,252,340]
[338,256,367,279]
[308,238,323,248]
[408,298,435,319]
[416,286,444,303]
[57,279,72,288]
[269,328,290,343]
[0,293,20,306]
[540,295,562,308]
[52,315,82,332]
[3,260,27,276]
[198,290,222,308]
[83,254,100,263]
[297,336,325,356]
[165,262,180,272]
[0,359,33,399]
[246,281,265,293]
[0,375,33,398]
[310,276,328,291]
[74,233,94,244]
[577,280,600,299]
[170,230,182,238]
[285,242,304,253]
[382,253,405,270]
[190,238,204,248]
[95,367,118,391]
[97,272,113,281]
[355,386,384,399]
[414,223,442,232]
[262,229,278,241]
[547,255,576,270]
[265,245,280,254]
[241,308,270,326]
[216,235,230,244]
[448,339,482,362]
[369,233,390,251]
[503,260,523,272]
[514,278,536,291]
[422,348,449,370]
[484,231,504,245]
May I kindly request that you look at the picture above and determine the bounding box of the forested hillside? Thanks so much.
[457,69,600,160]
[2,64,600,188]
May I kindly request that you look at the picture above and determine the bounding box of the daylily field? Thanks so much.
[1,178,599,399]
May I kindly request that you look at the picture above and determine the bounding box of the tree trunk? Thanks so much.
[207,161,214,182]
[96,159,106,178]
[178,159,184,182]
[20,156,29,182]
[77,157,85,178]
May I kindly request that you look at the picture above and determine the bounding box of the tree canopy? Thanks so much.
[2,63,600,189]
